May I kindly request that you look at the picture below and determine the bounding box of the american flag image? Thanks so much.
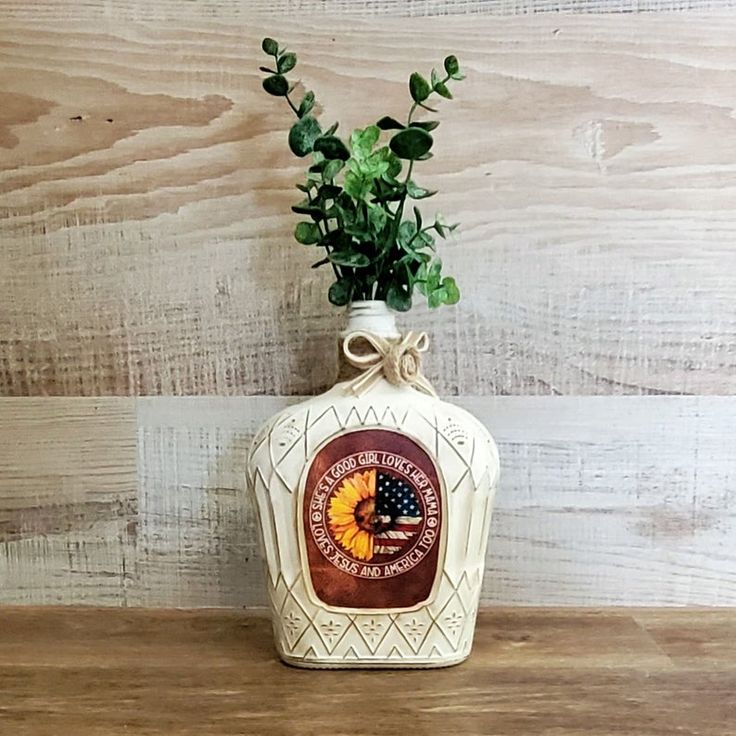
[373,471,422,559]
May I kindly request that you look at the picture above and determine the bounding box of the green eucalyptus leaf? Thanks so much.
[434,81,452,99]
[277,52,297,73]
[367,204,388,233]
[262,74,288,96]
[329,250,371,268]
[386,153,402,178]
[399,249,423,264]
[379,172,401,188]
[431,68,441,89]
[344,220,369,239]
[398,220,417,250]
[389,127,433,160]
[343,170,369,200]
[409,72,431,103]
[425,258,442,290]
[387,282,412,312]
[336,191,355,209]
[262,37,279,55]
[413,206,422,231]
[291,204,325,220]
[311,257,329,269]
[373,182,404,202]
[415,230,435,250]
[430,258,442,277]
[441,276,460,304]
[351,125,380,157]
[418,102,438,113]
[434,214,449,238]
[362,149,391,179]
[376,116,405,131]
[288,115,322,157]
[406,180,437,199]
[294,221,321,244]
[428,287,446,309]
[323,205,339,219]
[322,229,348,248]
[259,66,277,74]
[313,135,350,161]
[444,55,459,76]
[298,91,315,117]
[317,183,341,200]
[416,151,434,161]
[322,159,345,180]
[415,262,428,295]
[409,120,440,132]
[325,121,339,136]
[329,278,354,306]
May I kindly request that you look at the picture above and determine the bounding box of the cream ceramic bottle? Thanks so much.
[247,301,499,668]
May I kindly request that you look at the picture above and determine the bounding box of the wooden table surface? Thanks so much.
[1,608,734,735]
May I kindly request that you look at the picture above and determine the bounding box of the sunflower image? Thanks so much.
[328,469,379,561]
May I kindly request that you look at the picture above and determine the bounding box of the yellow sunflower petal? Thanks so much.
[340,525,359,546]
[326,470,380,559]
[356,531,374,561]
[365,469,376,497]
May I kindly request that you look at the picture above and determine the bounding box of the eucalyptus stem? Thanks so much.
[393,160,414,237]
[306,188,340,280]
[285,93,300,117]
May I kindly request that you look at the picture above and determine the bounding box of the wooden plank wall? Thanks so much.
[1,2,735,606]
[2,397,735,606]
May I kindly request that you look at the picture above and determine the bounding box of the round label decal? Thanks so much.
[302,429,443,609]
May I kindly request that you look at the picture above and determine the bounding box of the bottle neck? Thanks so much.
[336,301,400,383]
[340,300,400,339]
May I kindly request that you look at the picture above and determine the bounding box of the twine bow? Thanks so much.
[342,330,437,398]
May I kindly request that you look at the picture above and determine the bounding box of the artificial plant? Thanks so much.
[259,37,464,312]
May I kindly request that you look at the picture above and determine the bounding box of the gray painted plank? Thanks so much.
[3,396,733,606]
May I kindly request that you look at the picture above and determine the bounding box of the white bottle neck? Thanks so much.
[341,300,400,338]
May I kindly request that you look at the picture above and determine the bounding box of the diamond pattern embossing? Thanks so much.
[354,616,389,654]
[312,608,350,654]
[279,595,309,650]
[437,596,465,650]
[396,608,433,654]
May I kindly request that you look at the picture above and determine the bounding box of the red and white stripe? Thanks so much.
[373,517,422,557]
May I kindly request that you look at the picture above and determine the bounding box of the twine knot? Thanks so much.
[342,330,437,398]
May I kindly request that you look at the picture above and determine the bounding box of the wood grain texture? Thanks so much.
[1,0,735,18]
[1,607,735,736]
[1,395,734,607]
[1,10,736,396]
[0,398,137,604]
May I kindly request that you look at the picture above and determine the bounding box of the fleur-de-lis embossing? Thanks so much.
[284,610,302,636]
[405,617,426,640]
[360,618,384,639]
[444,610,463,632]
[319,618,342,639]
